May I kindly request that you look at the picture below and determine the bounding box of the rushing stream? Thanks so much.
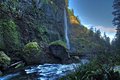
[0,59,89,80]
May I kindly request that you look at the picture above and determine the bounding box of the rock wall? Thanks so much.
[0,0,66,52]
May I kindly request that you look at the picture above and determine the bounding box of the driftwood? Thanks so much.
[0,61,24,73]
[8,61,23,68]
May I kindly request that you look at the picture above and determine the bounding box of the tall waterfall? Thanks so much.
[64,8,70,49]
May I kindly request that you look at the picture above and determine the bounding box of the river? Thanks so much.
[0,59,89,80]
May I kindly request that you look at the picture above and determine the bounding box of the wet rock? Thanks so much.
[48,40,70,64]
[40,52,62,64]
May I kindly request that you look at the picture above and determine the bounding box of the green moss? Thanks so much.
[0,51,11,66]
[49,40,67,49]
[24,42,40,51]
[2,19,20,50]
[24,42,40,53]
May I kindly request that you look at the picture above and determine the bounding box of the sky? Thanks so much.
[69,0,116,40]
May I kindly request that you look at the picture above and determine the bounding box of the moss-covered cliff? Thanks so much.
[0,0,67,52]
[0,0,70,68]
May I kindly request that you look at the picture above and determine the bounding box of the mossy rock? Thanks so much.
[24,42,40,52]
[23,42,41,65]
[49,40,67,49]
[23,42,41,57]
[0,51,11,66]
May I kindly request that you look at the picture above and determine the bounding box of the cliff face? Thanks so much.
[0,0,66,51]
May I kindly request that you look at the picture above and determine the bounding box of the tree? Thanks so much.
[89,27,94,37]
[103,32,110,50]
[112,0,120,53]
[95,29,101,39]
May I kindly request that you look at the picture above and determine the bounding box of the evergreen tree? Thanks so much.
[112,0,120,53]
[89,27,94,37]
[95,29,101,40]
[103,32,110,50]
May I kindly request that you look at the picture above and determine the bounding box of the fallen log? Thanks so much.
[8,61,23,68]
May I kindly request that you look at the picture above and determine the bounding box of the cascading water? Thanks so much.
[64,8,70,49]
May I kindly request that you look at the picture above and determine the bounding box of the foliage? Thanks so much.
[0,19,20,51]
[49,40,67,49]
[68,9,74,16]
[112,0,120,54]
[61,54,120,80]
[70,24,110,53]
[35,25,49,43]
[0,51,11,66]
[0,0,20,17]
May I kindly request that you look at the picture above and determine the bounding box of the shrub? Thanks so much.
[61,57,120,80]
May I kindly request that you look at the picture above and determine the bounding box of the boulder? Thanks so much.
[48,40,70,63]
[0,51,11,70]
[22,42,41,65]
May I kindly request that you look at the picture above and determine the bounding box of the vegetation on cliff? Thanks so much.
[49,40,67,49]
[2,19,20,51]
[68,9,80,25]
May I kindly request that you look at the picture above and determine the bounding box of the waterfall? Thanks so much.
[64,8,70,49]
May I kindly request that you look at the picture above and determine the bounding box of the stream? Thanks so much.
[0,59,89,80]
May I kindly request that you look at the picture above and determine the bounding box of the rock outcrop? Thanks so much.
[48,40,70,63]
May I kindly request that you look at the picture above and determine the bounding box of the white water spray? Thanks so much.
[64,8,70,49]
